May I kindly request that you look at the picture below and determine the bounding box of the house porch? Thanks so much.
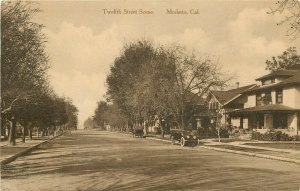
[228,106,300,136]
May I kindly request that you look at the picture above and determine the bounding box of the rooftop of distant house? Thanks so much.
[210,84,256,105]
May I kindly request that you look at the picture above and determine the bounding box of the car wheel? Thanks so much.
[171,136,175,145]
[180,137,186,147]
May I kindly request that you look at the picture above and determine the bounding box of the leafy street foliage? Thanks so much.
[1,1,78,145]
[265,47,300,71]
[94,40,230,131]
[269,0,300,39]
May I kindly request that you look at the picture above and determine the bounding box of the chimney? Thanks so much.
[236,82,240,88]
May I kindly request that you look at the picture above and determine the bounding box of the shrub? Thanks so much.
[219,128,230,138]
[198,126,230,138]
[252,130,299,141]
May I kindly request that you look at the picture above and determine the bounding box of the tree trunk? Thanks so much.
[161,128,165,139]
[8,119,16,146]
[217,127,221,143]
[7,126,10,138]
[37,127,40,138]
[22,122,28,143]
[181,106,184,129]
[1,119,6,138]
[28,125,33,140]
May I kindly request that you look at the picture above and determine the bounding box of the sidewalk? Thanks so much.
[142,134,300,164]
[0,136,58,165]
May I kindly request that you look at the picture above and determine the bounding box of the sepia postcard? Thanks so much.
[1,0,300,190]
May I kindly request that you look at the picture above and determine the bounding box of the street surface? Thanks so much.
[1,130,300,191]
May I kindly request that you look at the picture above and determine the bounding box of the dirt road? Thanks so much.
[2,130,300,191]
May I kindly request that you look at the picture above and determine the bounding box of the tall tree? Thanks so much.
[1,1,49,145]
[65,99,78,130]
[94,101,109,128]
[106,40,230,130]
[106,41,158,124]
[265,47,300,71]
[166,46,230,127]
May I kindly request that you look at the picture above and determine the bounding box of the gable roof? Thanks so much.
[255,70,298,81]
[185,91,206,105]
[210,84,256,106]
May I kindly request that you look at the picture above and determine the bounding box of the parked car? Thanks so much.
[132,127,144,138]
[169,121,200,147]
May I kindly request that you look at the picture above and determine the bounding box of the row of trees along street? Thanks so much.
[89,43,300,134]
[88,40,232,135]
[87,0,300,137]
[1,1,79,145]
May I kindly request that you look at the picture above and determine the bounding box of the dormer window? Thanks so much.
[262,78,275,86]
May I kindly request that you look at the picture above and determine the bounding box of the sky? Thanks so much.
[33,0,300,128]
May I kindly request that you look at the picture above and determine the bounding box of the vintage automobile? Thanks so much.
[132,127,144,138]
[169,121,200,147]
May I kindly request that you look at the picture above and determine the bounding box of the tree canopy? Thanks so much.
[105,40,230,128]
[1,1,78,145]
[265,47,300,71]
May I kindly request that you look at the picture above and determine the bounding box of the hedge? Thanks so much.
[252,130,300,141]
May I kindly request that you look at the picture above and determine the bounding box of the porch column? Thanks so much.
[288,113,298,135]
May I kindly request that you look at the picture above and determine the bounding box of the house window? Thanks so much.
[209,102,220,110]
[256,94,262,106]
[262,91,272,105]
[276,89,283,104]
[262,79,272,85]
[209,102,213,110]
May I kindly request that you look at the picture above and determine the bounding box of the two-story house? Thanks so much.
[205,84,257,128]
[229,70,300,136]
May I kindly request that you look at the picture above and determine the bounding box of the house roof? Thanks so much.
[227,104,300,115]
[194,110,214,117]
[276,70,300,86]
[255,70,298,81]
[185,91,206,105]
[244,70,300,93]
[210,84,256,106]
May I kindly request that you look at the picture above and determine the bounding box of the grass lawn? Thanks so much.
[245,143,300,151]
[212,138,251,143]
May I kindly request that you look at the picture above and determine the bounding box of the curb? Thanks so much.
[143,136,300,164]
[117,133,133,137]
[0,135,61,166]
[199,145,300,164]
[145,137,171,143]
